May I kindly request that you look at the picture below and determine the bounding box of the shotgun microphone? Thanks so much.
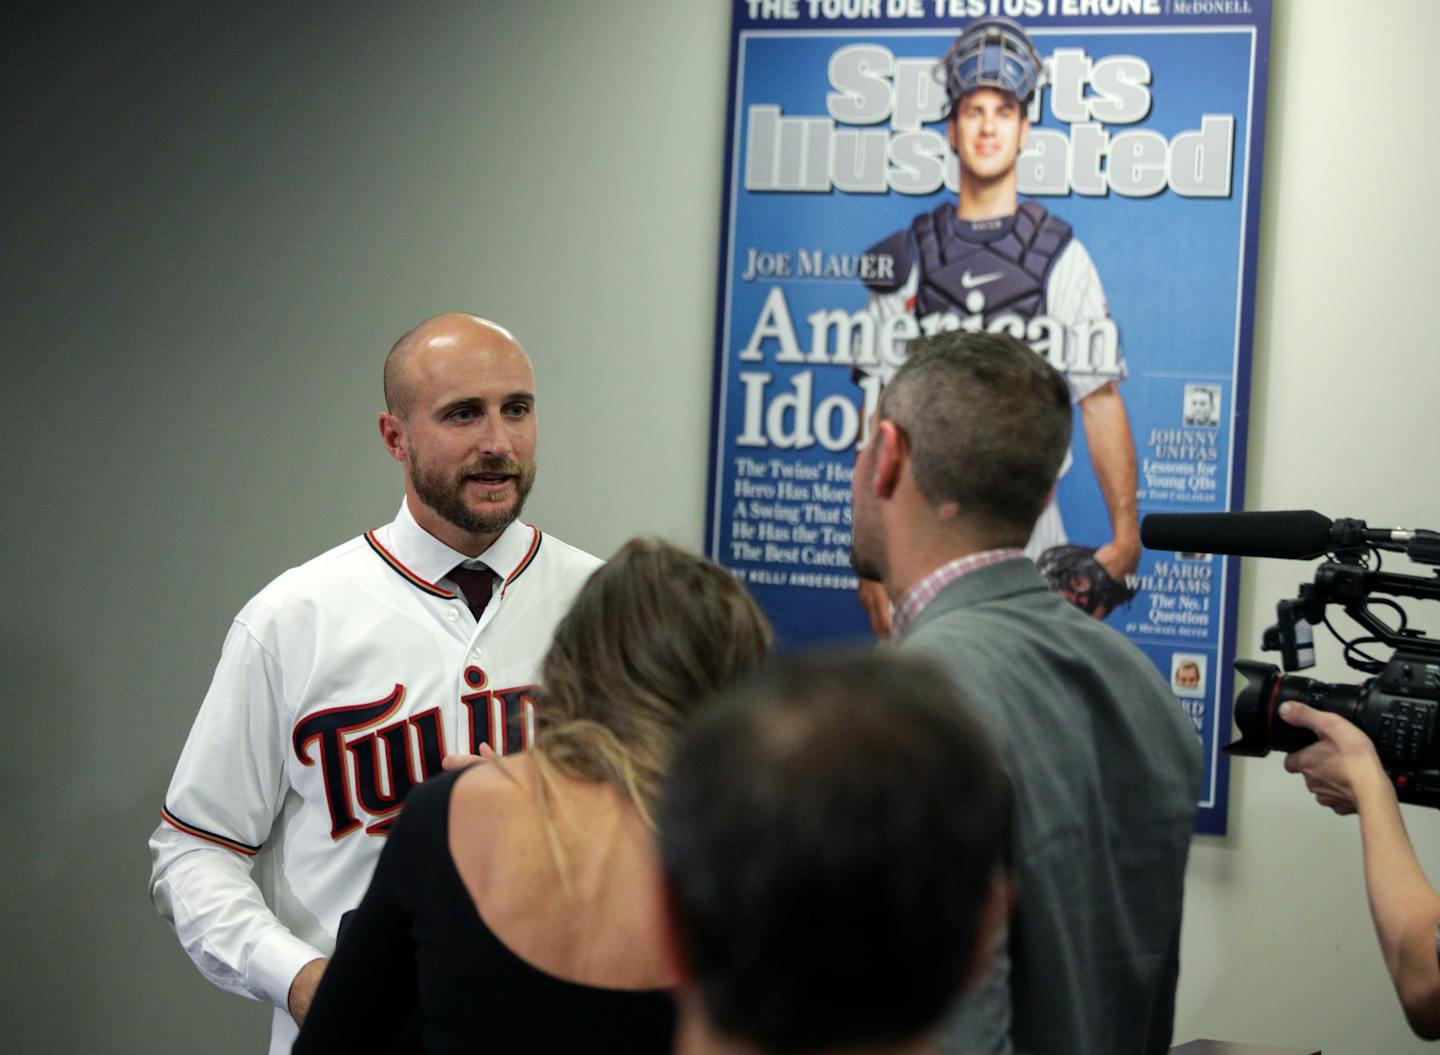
[1139,511,1334,559]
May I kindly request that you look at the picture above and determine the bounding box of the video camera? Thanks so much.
[1140,511,1440,808]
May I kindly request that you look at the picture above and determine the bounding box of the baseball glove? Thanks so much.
[1036,544,1137,618]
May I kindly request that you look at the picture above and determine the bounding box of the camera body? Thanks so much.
[1138,511,1440,804]
[1227,653,1440,808]
[1200,518,1440,807]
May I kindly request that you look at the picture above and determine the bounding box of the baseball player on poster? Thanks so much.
[855,17,1139,634]
[148,313,600,1055]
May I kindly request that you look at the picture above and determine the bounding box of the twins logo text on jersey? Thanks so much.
[292,669,538,840]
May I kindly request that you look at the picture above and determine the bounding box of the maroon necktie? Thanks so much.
[449,563,496,621]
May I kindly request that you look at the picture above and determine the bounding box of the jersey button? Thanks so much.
[445,609,459,622]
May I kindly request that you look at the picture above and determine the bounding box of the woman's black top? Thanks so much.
[293,768,676,1054]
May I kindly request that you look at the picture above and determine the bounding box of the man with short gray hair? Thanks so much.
[851,329,1201,1055]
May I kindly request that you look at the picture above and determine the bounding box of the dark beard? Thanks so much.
[411,453,534,537]
[849,546,883,583]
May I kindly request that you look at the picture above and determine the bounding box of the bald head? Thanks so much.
[383,313,526,420]
[377,311,539,554]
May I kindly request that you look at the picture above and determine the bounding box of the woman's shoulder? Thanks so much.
[448,753,541,822]
[445,754,547,874]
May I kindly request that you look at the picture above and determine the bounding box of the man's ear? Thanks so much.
[1018,114,1030,153]
[871,419,907,500]
[947,112,959,154]
[378,412,406,464]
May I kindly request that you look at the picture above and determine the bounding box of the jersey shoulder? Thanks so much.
[491,529,602,634]
[1050,233,1094,276]
[534,529,601,564]
[529,530,603,580]
[234,534,373,628]
[861,228,914,294]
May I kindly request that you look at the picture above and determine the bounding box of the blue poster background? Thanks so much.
[707,2,1271,834]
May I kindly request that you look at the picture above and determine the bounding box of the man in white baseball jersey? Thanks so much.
[148,313,601,1054]
[856,17,1139,634]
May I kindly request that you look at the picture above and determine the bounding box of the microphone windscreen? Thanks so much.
[1140,510,1333,559]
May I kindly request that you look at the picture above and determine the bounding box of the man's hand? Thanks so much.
[441,743,496,772]
[288,957,328,1027]
[1281,701,1392,815]
[856,577,891,639]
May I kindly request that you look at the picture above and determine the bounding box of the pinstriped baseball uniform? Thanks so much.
[860,200,1126,558]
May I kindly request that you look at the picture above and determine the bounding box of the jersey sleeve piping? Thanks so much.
[159,806,261,856]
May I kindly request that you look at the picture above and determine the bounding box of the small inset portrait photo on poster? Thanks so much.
[1183,384,1222,428]
[1171,653,1207,698]
[1174,551,1213,563]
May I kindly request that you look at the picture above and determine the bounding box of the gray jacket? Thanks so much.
[903,558,1202,1055]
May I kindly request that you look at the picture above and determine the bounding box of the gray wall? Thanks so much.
[4,4,730,1051]
[5,2,1439,1053]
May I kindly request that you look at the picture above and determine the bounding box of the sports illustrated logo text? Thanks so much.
[745,44,1234,199]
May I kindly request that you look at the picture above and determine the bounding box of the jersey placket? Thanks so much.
[459,587,493,757]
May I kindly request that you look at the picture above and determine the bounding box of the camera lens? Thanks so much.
[1226,659,1363,757]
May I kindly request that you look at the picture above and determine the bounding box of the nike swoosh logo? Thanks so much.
[961,270,1003,288]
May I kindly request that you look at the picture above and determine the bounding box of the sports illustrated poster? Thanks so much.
[704,0,1271,833]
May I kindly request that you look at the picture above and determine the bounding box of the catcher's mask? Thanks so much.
[937,16,1044,111]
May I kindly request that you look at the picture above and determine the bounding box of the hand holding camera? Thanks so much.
[1280,699,1390,816]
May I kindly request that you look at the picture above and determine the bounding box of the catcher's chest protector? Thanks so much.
[912,200,1072,323]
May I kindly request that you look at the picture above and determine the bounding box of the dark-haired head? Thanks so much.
[660,652,1010,1053]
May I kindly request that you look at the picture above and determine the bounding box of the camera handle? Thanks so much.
[1262,564,1440,672]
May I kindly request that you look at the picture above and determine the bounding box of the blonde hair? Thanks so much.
[530,538,772,837]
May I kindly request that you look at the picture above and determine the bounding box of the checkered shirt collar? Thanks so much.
[891,548,1025,641]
